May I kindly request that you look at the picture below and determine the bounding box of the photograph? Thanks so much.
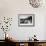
[18,14,35,27]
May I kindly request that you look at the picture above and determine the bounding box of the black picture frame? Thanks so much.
[18,14,35,27]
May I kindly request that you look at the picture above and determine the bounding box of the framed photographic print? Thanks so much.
[18,14,35,27]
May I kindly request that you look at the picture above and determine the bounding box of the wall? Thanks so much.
[0,0,46,40]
